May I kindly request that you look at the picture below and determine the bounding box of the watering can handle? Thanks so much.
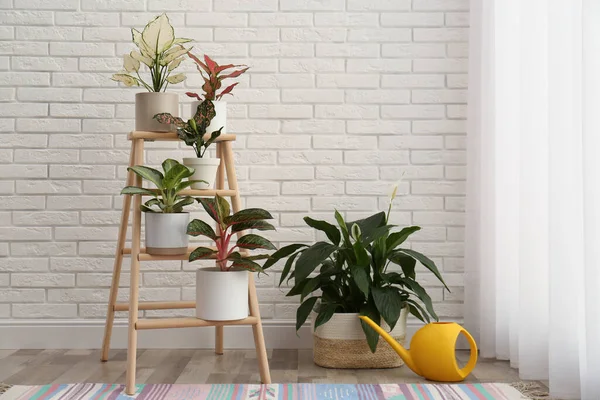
[459,329,478,377]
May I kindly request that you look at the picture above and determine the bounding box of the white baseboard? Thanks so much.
[0,319,441,350]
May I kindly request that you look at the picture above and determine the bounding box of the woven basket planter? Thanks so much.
[312,309,408,369]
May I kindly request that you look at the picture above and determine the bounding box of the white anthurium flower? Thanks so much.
[142,13,175,56]
[123,53,140,72]
[130,50,154,68]
[166,73,186,84]
[111,73,139,87]
[168,57,184,72]
[161,46,190,66]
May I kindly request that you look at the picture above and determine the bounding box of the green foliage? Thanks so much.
[154,99,222,158]
[187,194,277,272]
[121,159,205,213]
[111,14,190,92]
[268,210,448,353]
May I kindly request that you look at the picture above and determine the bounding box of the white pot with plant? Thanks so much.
[265,185,449,369]
[154,100,222,189]
[111,13,190,132]
[121,159,206,255]
[185,54,249,135]
[187,195,277,321]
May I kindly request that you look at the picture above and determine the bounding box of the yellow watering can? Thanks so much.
[360,317,478,382]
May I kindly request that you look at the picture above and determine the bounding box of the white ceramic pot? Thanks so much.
[144,212,189,255]
[312,309,409,369]
[136,92,179,132]
[196,267,248,321]
[190,100,227,134]
[182,157,220,189]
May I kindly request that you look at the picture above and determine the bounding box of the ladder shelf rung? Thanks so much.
[135,316,258,330]
[144,189,237,197]
[114,301,195,311]
[122,247,249,261]
[128,131,236,142]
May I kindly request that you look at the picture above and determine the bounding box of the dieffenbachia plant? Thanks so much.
[185,53,249,101]
[154,99,222,158]
[121,159,206,213]
[111,14,190,92]
[187,195,276,272]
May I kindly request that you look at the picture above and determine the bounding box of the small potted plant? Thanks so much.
[187,194,276,321]
[121,159,205,255]
[154,100,222,189]
[185,53,249,135]
[111,13,190,132]
[265,186,448,369]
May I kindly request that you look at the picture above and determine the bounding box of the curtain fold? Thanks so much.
[466,0,600,398]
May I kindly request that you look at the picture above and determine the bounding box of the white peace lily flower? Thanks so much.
[166,73,186,84]
[111,73,139,87]
[123,54,140,73]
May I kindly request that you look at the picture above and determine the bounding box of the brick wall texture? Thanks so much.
[0,0,468,322]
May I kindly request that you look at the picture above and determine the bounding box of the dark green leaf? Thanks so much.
[279,252,298,285]
[225,208,274,225]
[300,277,321,301]
[128,165,164,189]
[403,279,438,321]
[304,217,340,246]
[187,219,217,240]
[263,243,307,270]
[296,297,318,331]
[353,240,370,267]
[189,247,217,262]
[215,194,231,222]
[161,158,179,174]
[349,264,370,298]
[174,179,207,193]
[372,287,403,331]
[348,212,386,241]
[389,251,416,279]
[314,304,336,330]
[203,127,223,149]
[140,204,157,213]
[398,248,448,290]
[196,197,219,222]
[287,279,308,297]
[294,242,338,283]
[362,225,393,244]
[230,220,275,233]
[171,196,194,212]
[386,226,421,251]
[406,299,430,323]
[236,234,276,250]
[163,162,194,189]
[359,302,381,353]
[230,257,264,273]
[121,186,157,196]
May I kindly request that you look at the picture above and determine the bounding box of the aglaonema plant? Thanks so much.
[185,53,249,101]
[187,195,276,272]
[264,186,449,352]
[154,99,222,158]
[121,159,206,213]
[111,14,190,92]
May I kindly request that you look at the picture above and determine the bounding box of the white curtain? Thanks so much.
[466,0,600,399]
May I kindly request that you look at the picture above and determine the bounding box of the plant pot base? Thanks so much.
[146,246,188,256]
[313,335,406,369]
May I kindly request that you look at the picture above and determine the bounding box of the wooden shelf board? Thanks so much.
[128,131,236,142]
[135,316,258,330]
[143,189,237,197]
[114,301,195,311]
[122,247,249,261]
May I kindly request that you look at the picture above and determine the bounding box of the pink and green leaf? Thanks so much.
[204,54,217,74]
[189,246,218,262]
[185,92,202,100]
[236,234,276,250]
[187,219,217,240]
[153,113,185,128]
[231,220,276,233]
[196,197,219,223]
[220,67,249,80]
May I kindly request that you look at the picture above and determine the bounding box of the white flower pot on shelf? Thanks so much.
[190,100,227,134]
[144,212,189,255]
[312,308,409,369]
[182,156,220,190]
[136,92,179,132]
[196,267,248,321]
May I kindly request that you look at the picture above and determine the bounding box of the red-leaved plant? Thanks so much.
[185,53,249,102]
[187,195,276,272]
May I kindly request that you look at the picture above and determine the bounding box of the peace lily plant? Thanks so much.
[111,13,190,132]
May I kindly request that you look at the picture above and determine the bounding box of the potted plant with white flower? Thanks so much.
[111,13,190,132]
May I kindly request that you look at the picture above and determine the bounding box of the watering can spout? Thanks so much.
[359,316,422,376]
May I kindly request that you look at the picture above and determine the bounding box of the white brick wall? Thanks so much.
[0,0,468,323]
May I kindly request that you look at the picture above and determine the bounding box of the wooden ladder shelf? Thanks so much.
[100,131,271,395]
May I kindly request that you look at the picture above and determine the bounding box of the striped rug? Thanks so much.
[0,383,527,399]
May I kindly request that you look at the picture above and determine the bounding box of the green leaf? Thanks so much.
[196,197,219,222]
[349,264,370,298]
[334,210,351,245]
[372,287,403,331]
[352,240,370,267]
[294,242,338,283]
[187,219,217,240]
[388,251,416,279]
[279,252,299,285]
[314,304,336,330]
[287,280,308,297]
[405,299,430,323]
[359,302,381,353]
[225,208,274,226]
[300,277,321,302]
[203,127,223,150]
[403,279,438,321]
[231,220,275,233]
[386,226,421,251]
[229,257,264,272]
[215,194,231,222]
[349,212,386,241]
[263,243,307,270]
[174,179,207,193]
[398,248,448,290]
[161,159,179,174]
[121,186,157,196]
[236,234,276,250]
[303,217,340,246]
[163,162,194,189]
[189,247,217,262]
[145,198,162,209]
[140,204,158,213]
[296,297,318,331]
[193,99,216,131]
[171,196,194,213]
[362,225,393,244]
[127,165,164,189]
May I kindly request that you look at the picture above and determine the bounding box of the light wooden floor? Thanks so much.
[0,348,542,388]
